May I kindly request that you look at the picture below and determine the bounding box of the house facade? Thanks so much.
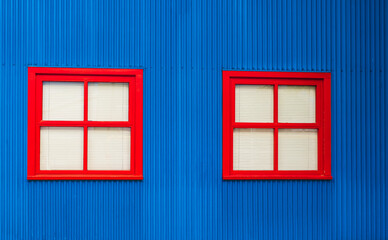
[0,0,387,239]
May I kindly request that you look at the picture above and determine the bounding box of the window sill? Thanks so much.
[27,174,143,180]
[223,174,332,180]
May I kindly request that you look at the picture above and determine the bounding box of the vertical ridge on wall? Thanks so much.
[0,0,387,239]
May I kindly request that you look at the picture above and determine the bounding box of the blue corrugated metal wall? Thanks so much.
[0,0,387,239]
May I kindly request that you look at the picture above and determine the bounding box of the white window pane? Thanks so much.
[40,127,84,170]
[88,82,129,121]
[233,128,273,170]
[87,127,131,170]
[278,129,318,170]
[278,85,316,123]
[235,85,273,123]
[42,82,84,121]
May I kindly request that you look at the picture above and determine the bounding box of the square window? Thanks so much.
[88,82,129,121]
[88,127,131,170]
[42,82,84,121]
[235,85,273,123]
[233,128,273,170]
[40,127,84,170]
[223,71,331,180]
[278,85,316,123]
[28,68,143,180]
[278,129,317,170]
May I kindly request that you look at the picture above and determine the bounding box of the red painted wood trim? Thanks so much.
[222,71,332,180]
[222,71,232,177]
[223,175,332,180]
[83,81,88,172]
[27,67,143,180]
[27,174,143,180]
[323,74,332,176]
[27,69,37,177]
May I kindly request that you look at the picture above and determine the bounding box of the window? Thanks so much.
[222,71,331,180]
[27,68,143,180]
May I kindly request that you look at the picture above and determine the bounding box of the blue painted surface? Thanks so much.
[0,0,387,239]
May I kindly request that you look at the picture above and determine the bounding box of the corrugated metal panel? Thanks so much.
[0,0,387,239]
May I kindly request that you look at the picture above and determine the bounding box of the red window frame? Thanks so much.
[223,71,331,180]
[27,67,143,180]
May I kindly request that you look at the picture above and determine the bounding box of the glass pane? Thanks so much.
[40,127,84,170]
[235,85,273,123]
[88,82,129,121]
[42,82,84,121]
[233,128,274,170]
[87,127,131,170]
[278,129,318,170]
[278,85,316,123]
